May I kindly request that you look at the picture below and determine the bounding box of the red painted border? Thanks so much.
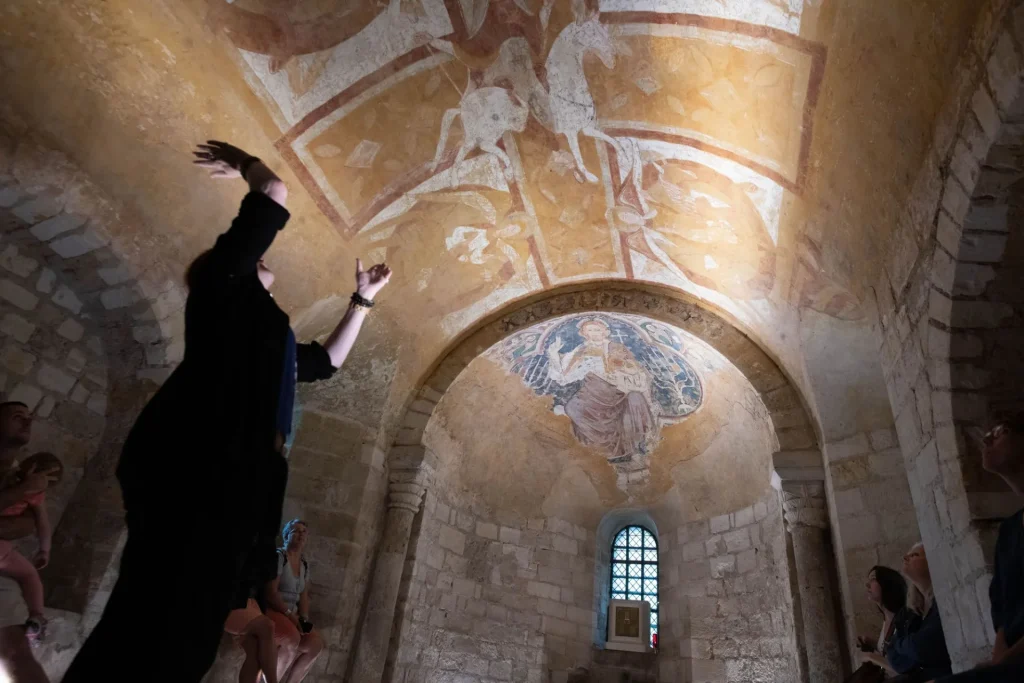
[273,13,826,237]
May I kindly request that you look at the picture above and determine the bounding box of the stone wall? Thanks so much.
[873,0,1024,668]
[0,197,108,617]
[825,428,922,644]
[390,482,595,683]
[277,408,389,681]
[658,489,800,683]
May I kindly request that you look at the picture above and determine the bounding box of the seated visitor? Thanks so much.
[265,519,323,683]
[223,594,279,683]
[857,565,921,677]
[885,543,952,681]
[981,416,1024,667]
[0,402,39,542]
[926,416,1024,683]
[0,452,63,642]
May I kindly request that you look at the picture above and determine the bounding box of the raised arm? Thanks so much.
[191,141,291,281]
[298,259,391,379]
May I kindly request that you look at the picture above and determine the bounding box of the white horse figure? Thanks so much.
[431,1,625,184]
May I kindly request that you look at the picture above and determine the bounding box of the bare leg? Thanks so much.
[0,548,44,619]
[282,631,324,683]
[565,132,598,183]
[240,635,261,683]
[247,616,279,683]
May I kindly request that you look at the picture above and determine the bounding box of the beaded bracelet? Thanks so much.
[351,292,375,310]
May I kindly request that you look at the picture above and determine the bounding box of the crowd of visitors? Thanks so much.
[844,413,1024,683]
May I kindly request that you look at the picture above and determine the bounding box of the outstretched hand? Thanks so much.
[192,140,252,178]
[355,259,392,301]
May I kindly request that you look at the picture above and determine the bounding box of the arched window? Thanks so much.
[610,525,658,643]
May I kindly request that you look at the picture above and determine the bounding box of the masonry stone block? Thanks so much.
[55,317,85,342]
[0,313,35,343]
[29,213,84,241]
[50,228,108,258]
[987,32,1022,112]
[52,285,82,314]
[439,525,466,555]
[0,245,38,278]
[8,382,43,410]
[0,344,36,375]
[0,279,38,310]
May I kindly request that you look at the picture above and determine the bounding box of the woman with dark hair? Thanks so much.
[63,141,391,682]
[856,566,921,677]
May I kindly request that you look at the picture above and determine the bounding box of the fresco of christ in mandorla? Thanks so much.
[488,314,703,462]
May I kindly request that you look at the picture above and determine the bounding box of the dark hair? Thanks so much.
[0,401,28,411]
[20,452,64,484]
[870,565,908,614]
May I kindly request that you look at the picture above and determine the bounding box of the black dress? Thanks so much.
[63,193,336,683]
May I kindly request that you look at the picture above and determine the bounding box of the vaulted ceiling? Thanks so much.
[0,0,986,445]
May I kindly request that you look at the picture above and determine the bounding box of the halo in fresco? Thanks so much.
[486,313,702,462]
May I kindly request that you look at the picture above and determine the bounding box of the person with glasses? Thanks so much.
[928,417,1024,683]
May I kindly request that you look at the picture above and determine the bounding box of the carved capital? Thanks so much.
[781,482,829,532]
[387,463,432,513]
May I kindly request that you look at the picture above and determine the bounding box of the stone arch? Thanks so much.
[875,1,1024,668]
[0,138,187,645]
[388,282,822,479]
[592,509,660,648]
[353,283,830,682]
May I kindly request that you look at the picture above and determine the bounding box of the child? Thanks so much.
[0,452,63,642]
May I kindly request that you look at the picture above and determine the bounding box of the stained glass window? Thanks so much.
[610,525,658,645]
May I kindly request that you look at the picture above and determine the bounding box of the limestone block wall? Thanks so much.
[872,0,1024,668]
[825,428,922,643]
[276,409,389,681]
[0,190,109,619]
[658,489,799,683]
[389,487,596,683]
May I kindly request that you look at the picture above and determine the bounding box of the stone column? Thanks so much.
[351,462,430,683]
[781,481,846,683]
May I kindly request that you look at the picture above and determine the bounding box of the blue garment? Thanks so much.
[277,328,297,439]
[991,509,1024,650]
[887,600,952,680]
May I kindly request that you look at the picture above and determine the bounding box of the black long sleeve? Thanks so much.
[205,192,290,280]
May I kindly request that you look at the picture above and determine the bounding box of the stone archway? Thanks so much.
[0,139,187,674]
[351,282,839,683]
[874,1,1024,668]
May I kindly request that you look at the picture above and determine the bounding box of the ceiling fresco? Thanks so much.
[212,0,863,348]
[487,313,703,463]
[429,312,776,516]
